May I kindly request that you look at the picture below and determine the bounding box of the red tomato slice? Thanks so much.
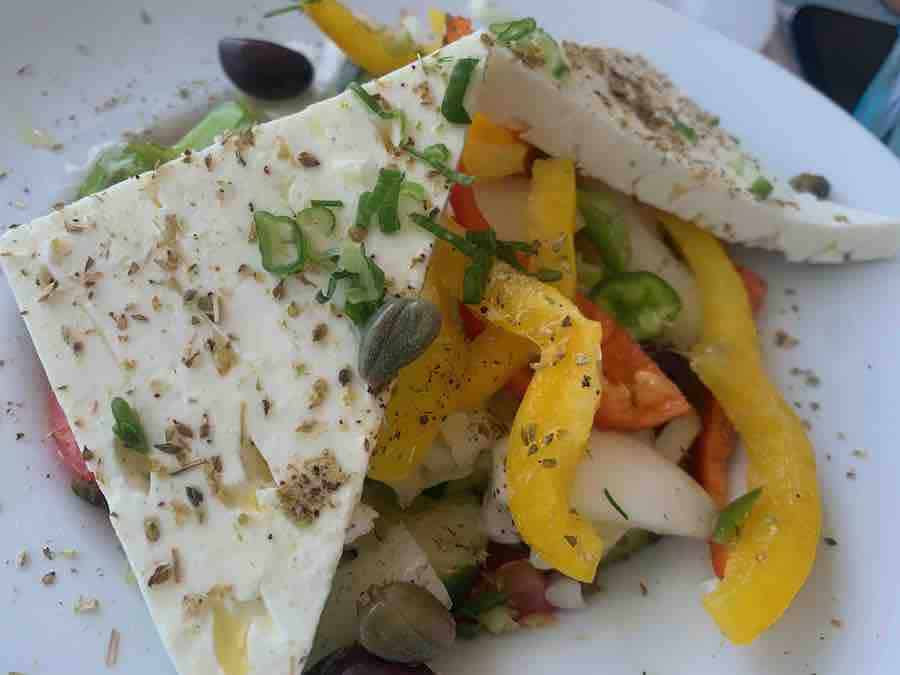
[735,264,767,316]
[48,391,92,481]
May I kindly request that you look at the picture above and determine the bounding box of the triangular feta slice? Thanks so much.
[476,38,900,263]
[0,34,488,675]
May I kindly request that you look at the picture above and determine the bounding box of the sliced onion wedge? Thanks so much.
[571,431,716,539]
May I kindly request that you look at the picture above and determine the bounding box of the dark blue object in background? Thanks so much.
[784,1,900,154]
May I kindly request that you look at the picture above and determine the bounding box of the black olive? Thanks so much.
[789,173,831,200]
[306,645,435,675]
[218,38,314,100]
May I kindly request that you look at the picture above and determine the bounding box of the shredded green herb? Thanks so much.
[401,142,474,185]
[604,488,630,520]
[410,213,561,303]
[316,243,386,326]
[354,169,407,233]
[263,0,322,19]
[713,487,763,545]
[348,82,408,134]
[749,176,774,200]
[310,199,344,208]
[441,58,479,124]
[111,397,149,453]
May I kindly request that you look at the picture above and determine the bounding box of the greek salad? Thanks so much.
[8,2,899,674]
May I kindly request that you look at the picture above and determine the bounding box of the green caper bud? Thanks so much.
[789,173,831,200]
[358,298,442,392]
[358,582,455,663]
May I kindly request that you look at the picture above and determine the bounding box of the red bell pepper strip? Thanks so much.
[48,391,92,482]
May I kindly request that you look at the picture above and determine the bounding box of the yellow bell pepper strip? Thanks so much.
[461,114,532,179]
[301,0,420,77]
[426,9,447,52]
[527,159,578,298]
[454,326,534,411]
[657,212,822,644]
[368,249,469,482]
[475,262,604,581]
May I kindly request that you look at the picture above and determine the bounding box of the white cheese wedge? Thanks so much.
[0,34,489,675]
[477,39,900,262]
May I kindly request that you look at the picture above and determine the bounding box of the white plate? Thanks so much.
[1,1,898,674]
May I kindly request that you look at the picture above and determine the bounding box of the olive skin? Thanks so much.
[306,645,435,675]
[358,298,442,392]
[357,583,456,664]
[218,38,314,100]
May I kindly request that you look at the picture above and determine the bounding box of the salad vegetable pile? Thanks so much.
[42,1,824,672]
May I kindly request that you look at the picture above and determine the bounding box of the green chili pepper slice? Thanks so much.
[577,190,631,276]
[254,211,308,277]
[590,271,682,342]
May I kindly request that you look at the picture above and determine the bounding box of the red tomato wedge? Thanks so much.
[443,14,475,44]
[47,391,92,481]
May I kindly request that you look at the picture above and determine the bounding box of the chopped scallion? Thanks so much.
[441,58,479,124]
[295,205,336,236]
[713,488,763,545]
[402,142,474,185]
[750,176,774,200]
[254,211,308,277]
[111,397,149,453]
[489,17,537,44]
[310,199,344,208]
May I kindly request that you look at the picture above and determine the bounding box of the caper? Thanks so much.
[358,298,442,392]
[789,172,831,200]
[357,582,455,664]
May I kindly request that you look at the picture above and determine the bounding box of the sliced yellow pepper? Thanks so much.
[426,9,447,52]
[368,244,469,482]
[476,263,604,581]
[303,0,420,77]
[461,114,532,179]
[527,159,578,299]
[658,213,822,644]
[454,326,535,411]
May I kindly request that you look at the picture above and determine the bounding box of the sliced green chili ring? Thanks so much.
[713,488,763,545]
[489,17,537,44]
[254,211,308,277]
[441,58,479,124]
[295,205,336,236]
[590,271,682,342]
[402,142,474,186]
[577,190,631,275]
[311,199,344,208]
[400,180,427,201]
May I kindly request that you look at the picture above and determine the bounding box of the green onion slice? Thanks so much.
[310,199,344,208]
[295,205,336,236]
[254,211,308,277]
[402,142,474,185]
[441,58,479,124]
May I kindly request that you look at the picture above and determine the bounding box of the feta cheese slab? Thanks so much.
[0,34,488,675]
[477,40,900,263]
